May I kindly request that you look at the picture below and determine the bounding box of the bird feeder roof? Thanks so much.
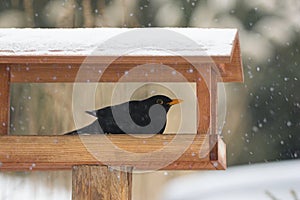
[0,28,243,82]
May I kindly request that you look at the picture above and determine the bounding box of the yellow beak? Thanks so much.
[168,99,183,106]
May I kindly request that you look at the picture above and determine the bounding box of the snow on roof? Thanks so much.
[0,28,237,57]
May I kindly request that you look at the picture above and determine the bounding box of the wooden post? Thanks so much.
[210,69,218,136]
[72,165,133,200]
[209,68,224,168]
[0,66,10,135]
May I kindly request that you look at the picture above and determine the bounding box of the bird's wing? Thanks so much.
[64,120,105,135]
[86,101,139,118]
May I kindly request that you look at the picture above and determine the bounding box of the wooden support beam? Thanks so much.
[0,65,10,135]
[0,134,226,171]
[196,65,211,135]
[210,69,218,135]
[0,55,242,82]
[0,55,230,65]
[10,64,198,83]
[221,32,244,82]
[72,165,132,200]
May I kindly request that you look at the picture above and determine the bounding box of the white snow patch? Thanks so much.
[0,28,237,57]
[162,160,300,200]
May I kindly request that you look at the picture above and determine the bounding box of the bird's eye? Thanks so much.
[156,99,163,105]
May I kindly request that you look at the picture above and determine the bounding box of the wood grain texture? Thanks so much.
[10,63,199,83]
[0,65,10,135]
[72,165,132,200]
[0,55,230,65]
[0,134,226,170]
[1,54,242,82]
[109,166,133,200]
[196,65,210,135]
[221,32,244,82]
[210,69,218,135]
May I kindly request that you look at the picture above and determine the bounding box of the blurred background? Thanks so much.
[0,0,299,199]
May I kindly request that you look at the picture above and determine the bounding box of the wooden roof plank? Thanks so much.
[0,28,243,82]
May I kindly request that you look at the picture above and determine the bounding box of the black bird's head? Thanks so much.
[143,95,183,112]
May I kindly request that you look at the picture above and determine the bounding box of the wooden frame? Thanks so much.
[0,66,10,135]
[0,62,224,170]
[0,134,225,171]
[0,28,243,200]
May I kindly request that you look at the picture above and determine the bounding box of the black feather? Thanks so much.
[65,95,180,135]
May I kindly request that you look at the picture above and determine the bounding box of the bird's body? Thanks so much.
[65,95,182,135]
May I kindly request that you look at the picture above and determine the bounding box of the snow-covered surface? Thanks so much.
[162,160,300,200]
[0,28,237,56]
[0,171,71,200]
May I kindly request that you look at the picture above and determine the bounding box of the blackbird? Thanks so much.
[65,95,182,135]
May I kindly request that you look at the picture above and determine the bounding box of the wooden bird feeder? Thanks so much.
[0,28,243,199]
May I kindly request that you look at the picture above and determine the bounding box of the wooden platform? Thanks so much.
[0,134,225,171]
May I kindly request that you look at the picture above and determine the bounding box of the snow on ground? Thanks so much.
[162,160,300,200]
[0,171,71,200]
